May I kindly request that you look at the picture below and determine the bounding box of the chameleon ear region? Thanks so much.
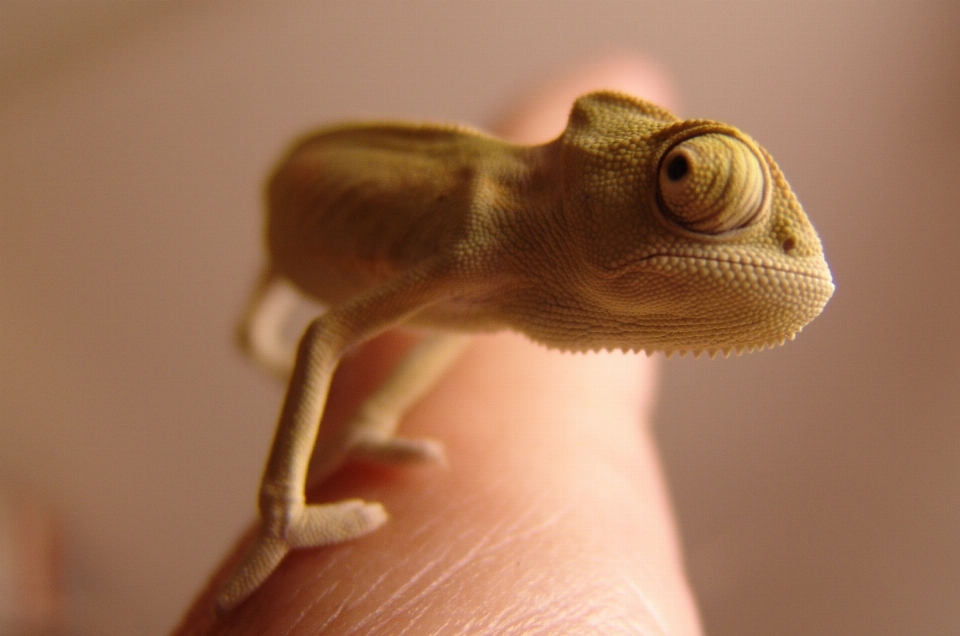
[657,133,766,235]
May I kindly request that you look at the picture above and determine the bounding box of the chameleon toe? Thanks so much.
[287,499,389,548]
[215,533,289,615]
[349,435,447,466]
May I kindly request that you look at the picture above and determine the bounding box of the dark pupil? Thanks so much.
[666,154,689,181]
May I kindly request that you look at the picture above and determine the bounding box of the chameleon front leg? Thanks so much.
[215,268,457,615]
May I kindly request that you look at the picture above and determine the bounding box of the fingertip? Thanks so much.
[493,51,679,143]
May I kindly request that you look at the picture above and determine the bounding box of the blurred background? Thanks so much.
[1,1,958,634]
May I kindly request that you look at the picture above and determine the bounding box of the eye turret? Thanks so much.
[657,133,766,235]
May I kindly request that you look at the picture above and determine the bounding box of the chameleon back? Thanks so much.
[266,124,506,306]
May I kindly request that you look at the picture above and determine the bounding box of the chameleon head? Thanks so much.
[513,91,834,355]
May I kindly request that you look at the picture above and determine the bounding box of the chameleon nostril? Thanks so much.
[782,237,797,253]
[666,154,688,181]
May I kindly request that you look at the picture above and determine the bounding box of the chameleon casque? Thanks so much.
[215,90,834,613]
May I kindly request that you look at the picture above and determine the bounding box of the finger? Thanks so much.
[0,480,64,633]
[493,52,677,144]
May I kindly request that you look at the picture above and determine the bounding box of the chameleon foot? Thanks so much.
[215,499,387,615]
[349,434,446,466]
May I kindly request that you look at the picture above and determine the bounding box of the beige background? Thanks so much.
[1,1,959,634]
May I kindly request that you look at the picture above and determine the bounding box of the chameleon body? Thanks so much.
[217,91,834,613]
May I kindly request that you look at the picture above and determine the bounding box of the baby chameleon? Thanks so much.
[216,90,834,613]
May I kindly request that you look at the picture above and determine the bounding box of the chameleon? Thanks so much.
[215,90,834,614]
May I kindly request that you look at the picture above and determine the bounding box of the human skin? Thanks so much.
[172,56,703,636]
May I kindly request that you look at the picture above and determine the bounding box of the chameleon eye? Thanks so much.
[657,133,766,234]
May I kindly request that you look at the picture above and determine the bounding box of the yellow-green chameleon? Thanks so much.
[216,90,834,613]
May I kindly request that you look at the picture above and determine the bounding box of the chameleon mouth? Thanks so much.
[601,250,835,357]
[524,248,834,357]
[628,252,834,286]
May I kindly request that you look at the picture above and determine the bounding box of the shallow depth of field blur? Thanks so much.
[2,2,959,634]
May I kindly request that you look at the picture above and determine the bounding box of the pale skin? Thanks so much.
[173,57,832,634]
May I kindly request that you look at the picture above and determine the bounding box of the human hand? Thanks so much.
[172,55,701,636]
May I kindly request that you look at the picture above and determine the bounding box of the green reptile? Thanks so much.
[216,90,834,614]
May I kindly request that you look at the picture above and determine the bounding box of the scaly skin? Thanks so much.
[218,90,834,614]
